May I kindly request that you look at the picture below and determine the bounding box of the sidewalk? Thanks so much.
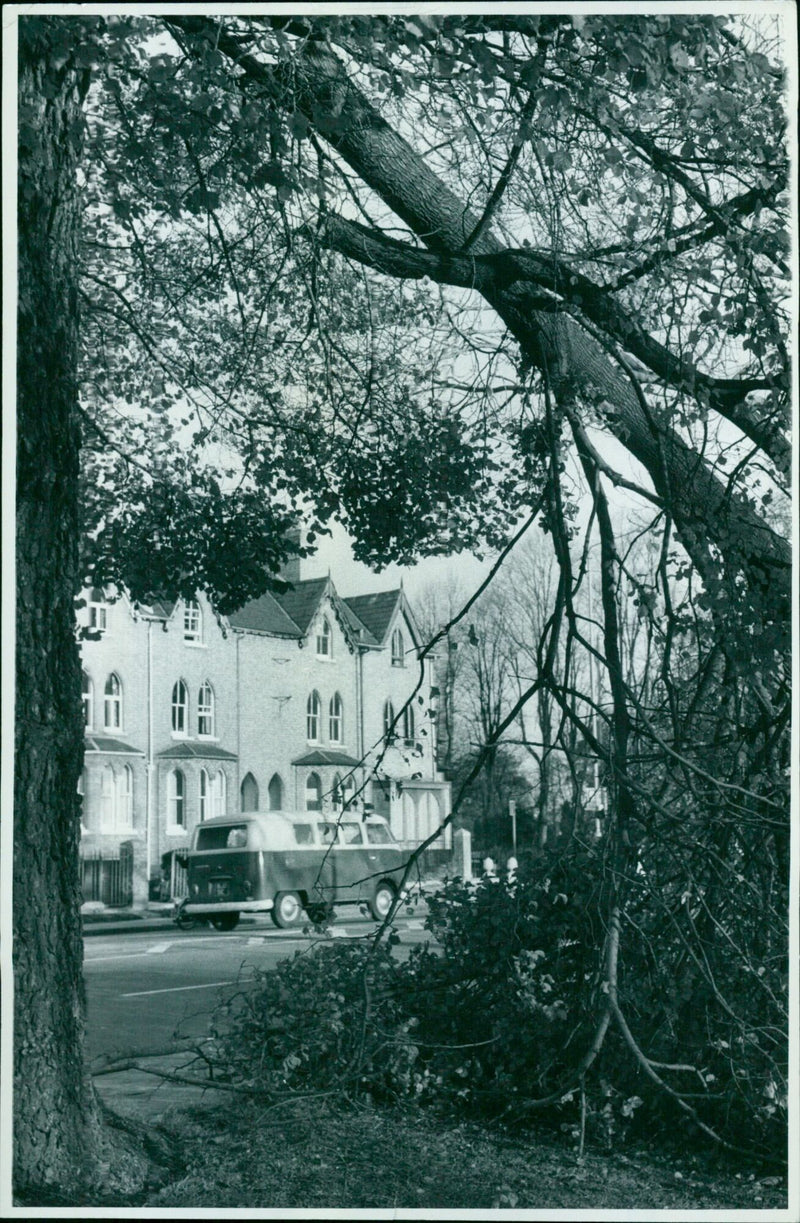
[82,886,438,937]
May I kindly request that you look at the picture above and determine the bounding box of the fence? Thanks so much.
[160,850,188,902]
[81,844,133,907]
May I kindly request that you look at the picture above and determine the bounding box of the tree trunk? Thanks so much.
[15,18,151,1199]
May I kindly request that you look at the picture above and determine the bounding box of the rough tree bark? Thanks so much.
[15,19,151,1199]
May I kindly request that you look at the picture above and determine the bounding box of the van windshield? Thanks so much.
[365,822,394,845]
[196,824,248,850]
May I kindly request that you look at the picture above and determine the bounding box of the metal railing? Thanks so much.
[81,844,133,907]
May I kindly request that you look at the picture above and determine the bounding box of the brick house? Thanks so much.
[78,562,451,905]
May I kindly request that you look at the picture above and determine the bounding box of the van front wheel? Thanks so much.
[272,891,302,928]
[368,882,396,921]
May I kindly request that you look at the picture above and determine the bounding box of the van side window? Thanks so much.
[293,823,314,845]
[317,822,339,845]
[365,822,394,845]
[340,823,363,845]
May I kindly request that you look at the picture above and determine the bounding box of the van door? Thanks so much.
[336,820,372,902]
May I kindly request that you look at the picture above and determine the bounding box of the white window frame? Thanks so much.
[104,673,122,731]
[383,699,395,740]
[82,672,93,729]
[115,765,133,829]
[89,591,108,634]
[402,704,415,745]
[306,691,321,743]
[172,679,189,736]
[197,681,215,737]
[168,768,186,830]
[183,600,202,644]
[329,692,343,744]
[199,768,209,822]
[212,770,226,819]
[100,765,115,832]
[391,628,405,667]
[316,616,332,659]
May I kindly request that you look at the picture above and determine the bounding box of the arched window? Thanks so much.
[168,769,186,827]
[199,768,209,821]
[329,692,343,744]
[100,765,115,831]
[268,773,284,811]
[383,700,396,740]
[342,773,355,809]
[197,681,215,737]
[104,673,122,730]
[212,770,227,819]
[306,690,321,742]
[402,704,415,744]
[82,672,93,728]
[172,680,188,734]
[316,616,332,658]
[331,773,343,809]
[183,599,202,642]
[391,628,405,667]
[305,772,322,812]
[116,766,133,828]
[241,772,259,811]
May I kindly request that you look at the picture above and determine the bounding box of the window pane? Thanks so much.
[340,823,363,845]
[366,822,394,845]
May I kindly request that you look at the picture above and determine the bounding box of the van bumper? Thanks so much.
[181,899,274,914]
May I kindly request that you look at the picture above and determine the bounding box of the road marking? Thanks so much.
[247,937,265,945]
[147,941,173,954]
[121,980,240,998]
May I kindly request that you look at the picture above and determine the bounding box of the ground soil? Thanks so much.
[143,1096,787,1213]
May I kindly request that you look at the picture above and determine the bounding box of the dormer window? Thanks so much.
[391,628,404,667]
[183,600,202,643]
[316,616,332,659]
[89,588,107,634]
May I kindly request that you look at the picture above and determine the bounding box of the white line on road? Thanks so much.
[121,980,240,998]
[147,941,173,954]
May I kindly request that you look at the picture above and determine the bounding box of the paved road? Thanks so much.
[83,912,433,1066]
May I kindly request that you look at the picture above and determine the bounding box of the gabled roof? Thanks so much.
[291,749,362,768]
[337,599,379,647]
[342,590,401,645]
[157,742,238,761]
[270,578,328,635]
[227,591,302,637]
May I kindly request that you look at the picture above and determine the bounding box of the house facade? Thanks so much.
[78,564,451,905]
